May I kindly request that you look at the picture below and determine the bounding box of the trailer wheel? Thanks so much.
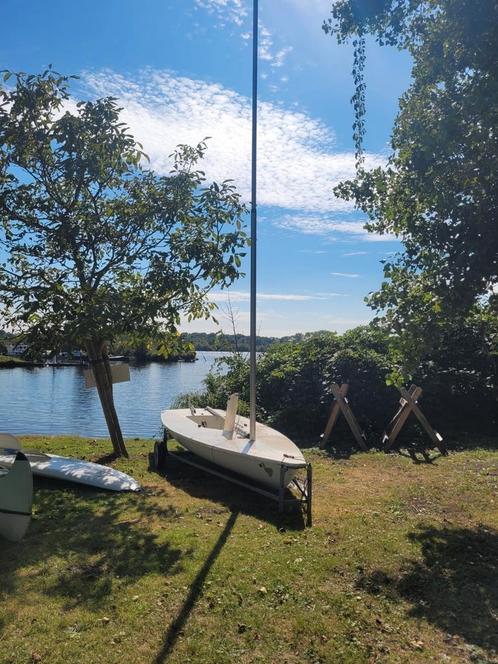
[154,440,167,470]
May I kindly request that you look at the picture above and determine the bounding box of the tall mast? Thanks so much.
[249,0,258,441]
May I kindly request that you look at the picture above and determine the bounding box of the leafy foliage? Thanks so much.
[180,332,278,353]
[110,333,197,362]
[0,69,248,351]
[174,353,251,415]
[0,68,248,454]
[256,331,341,437]
[178,320,497,446]
[324,1,498,375]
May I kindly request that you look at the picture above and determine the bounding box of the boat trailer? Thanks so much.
[151,432,312,527]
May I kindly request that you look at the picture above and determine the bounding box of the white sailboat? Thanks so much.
[161,401,306,491]
[161,0,307,492]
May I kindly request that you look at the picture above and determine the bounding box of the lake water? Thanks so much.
[0,352,229,438]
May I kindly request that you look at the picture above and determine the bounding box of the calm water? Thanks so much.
[0,352,229,438]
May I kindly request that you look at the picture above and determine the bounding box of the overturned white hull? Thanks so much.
[161,408,306,491]
[25,452,141,492]
[0,448,33,542]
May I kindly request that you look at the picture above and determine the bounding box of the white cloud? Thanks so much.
[181,309,369,336]
[330,272,360,278]
[194,0,248,27]
[81,69,385,215]
[193,1,292,73]
[272,47,293,69]
[259,25,293,69]
[194,0,292,69]
[324,316,372,330]
[343,251,368,256]
[208,290,347,303]
[276,214,397,241]
[259,25,274,61]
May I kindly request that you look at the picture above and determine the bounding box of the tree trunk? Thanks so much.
[86,339,129,458]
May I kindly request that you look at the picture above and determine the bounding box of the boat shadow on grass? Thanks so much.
[0,477,188,612]
[356,525,498,657]
[150,454,307,532]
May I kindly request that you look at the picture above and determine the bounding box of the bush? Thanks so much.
[172,354,251,416]
[176,314,498,448]
[256,331,341,440]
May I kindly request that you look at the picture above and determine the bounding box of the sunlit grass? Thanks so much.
[1,437,496,663]
[0,354,30,366]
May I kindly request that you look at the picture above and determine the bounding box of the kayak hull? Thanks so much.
[26,453,141,492]
[0,450,33,542]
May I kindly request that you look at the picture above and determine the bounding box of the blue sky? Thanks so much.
[2,0,412,336]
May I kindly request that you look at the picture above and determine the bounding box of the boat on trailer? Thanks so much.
[161,400,306,491]
[161,0,308,495]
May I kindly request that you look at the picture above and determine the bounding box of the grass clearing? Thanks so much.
[1,436,497,663]
[0,355,31,367]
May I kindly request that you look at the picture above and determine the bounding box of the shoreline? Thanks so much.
[0,355,44,369]
[0,354,199,369]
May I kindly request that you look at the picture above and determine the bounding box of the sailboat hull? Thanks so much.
[161,408,306,491]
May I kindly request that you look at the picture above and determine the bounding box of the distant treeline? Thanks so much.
[180,332,308,352]
[2,327,323,360]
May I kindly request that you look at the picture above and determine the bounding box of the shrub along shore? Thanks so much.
[175,324,498,449]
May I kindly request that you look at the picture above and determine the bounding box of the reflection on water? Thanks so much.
[0,352,229,438]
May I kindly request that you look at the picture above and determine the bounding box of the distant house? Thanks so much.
[5,341,30,356]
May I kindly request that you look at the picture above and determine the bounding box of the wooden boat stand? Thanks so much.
[152,432,313,527]
[383,384,447,455]
[320,383,368,451]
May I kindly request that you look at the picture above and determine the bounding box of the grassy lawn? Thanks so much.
[1,436,497,663]
[0,354,31,367]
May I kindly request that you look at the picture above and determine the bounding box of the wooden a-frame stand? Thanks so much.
[383,384,447,455]
[320,383,368,451]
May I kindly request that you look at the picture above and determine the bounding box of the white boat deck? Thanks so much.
[162,408,305,467]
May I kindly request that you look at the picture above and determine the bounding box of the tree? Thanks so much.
[324,0,498,375]
[0,69,248,457]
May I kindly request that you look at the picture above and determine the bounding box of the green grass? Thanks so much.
[0,354,30,366]
[1,436,497,663]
